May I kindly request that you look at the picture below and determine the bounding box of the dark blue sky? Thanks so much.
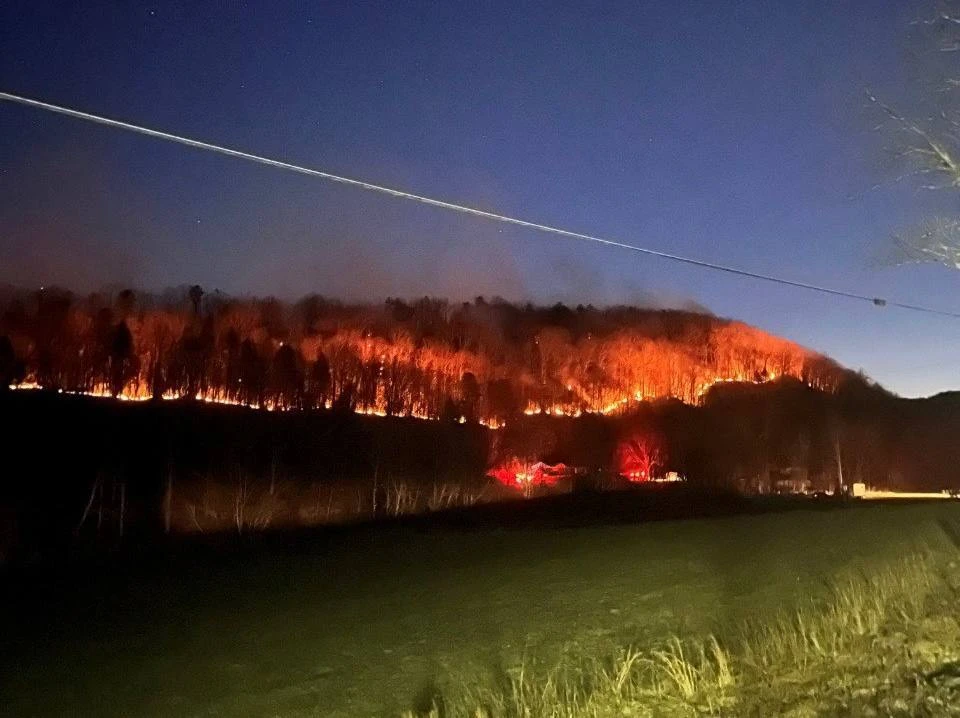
[1,0,958,396]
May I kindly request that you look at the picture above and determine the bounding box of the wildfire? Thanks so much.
[4,294,848,428]
[518,371,796,420]
[8,368,804,428]
[523,404,583,418]
[9,381,42,391]
[8,380,502,427]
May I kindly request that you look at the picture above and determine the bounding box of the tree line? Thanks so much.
[0,285,852,421]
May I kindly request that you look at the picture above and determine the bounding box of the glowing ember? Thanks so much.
[7,368,807,430]
[8,379,505,427]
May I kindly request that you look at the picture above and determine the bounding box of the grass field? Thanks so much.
[3,501,960,717]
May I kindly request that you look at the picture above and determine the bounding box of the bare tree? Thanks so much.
[872,2,960,266]
[188,285,204,317]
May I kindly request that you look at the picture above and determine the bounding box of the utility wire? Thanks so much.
[3,89,960,319]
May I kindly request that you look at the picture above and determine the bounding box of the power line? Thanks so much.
[2,89,960,319]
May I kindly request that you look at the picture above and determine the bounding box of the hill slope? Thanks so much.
[0,288,854,419]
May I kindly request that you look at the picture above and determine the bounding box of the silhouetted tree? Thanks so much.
[109,322,135,396]
[310,352,332,408]
[188,285,204,317]
[460,372,481,422]
[486,379,519,422]
[270,344,302,408]
[33,288,73,388]
[332,381,357,413]
[295,294,324,335]
[116,289,136,318]
[440,397,460,424]
[238,339,265,405]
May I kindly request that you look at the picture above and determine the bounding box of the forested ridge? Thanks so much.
[0,285,851,422]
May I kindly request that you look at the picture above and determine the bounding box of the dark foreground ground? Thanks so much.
[2,500,958,717]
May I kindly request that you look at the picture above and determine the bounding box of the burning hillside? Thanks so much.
[0,287,850,421]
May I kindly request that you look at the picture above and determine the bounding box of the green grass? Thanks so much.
[3,502,960,717]
[411,553,960,717]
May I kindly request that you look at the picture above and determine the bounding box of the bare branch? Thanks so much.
[867,90,960,188]
[886,217,960,269]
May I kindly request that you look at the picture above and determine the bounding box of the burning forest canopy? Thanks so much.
[0,286,853,421]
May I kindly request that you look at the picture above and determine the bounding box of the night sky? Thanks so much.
[1,1,958,397]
